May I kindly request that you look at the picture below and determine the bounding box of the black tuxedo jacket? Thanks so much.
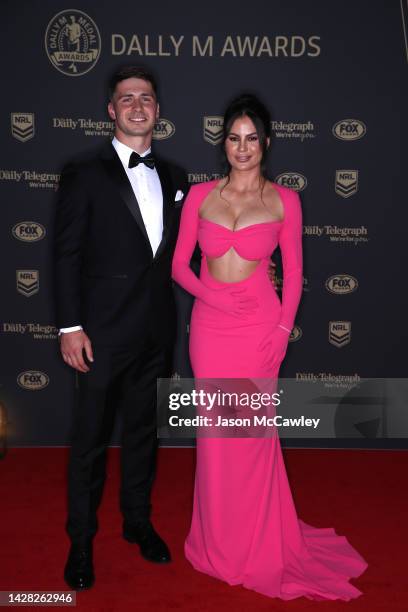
[54,141,189,347]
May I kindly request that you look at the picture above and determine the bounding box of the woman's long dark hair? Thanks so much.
[221,93,271,177]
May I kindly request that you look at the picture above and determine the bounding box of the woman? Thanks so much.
[171,94,367,600]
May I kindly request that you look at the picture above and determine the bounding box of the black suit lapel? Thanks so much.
[100,142,152,252]
[154,159,176,260]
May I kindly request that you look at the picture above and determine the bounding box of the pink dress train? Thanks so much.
[172,180,368,600]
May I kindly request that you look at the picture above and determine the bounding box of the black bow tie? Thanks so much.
[128,151,155,169]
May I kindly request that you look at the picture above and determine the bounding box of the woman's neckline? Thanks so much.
[198,178,285,232]
[199,217,283,233]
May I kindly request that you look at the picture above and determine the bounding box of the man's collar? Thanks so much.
[112,136,152,166]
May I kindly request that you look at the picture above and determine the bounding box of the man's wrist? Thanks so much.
[59,325,83,336]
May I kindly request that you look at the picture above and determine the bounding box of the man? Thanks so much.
[54,65,188,590]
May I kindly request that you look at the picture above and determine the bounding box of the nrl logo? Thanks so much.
[329,321,351,348]
[11,113,35,142]
[16,270,39,297]
[203,116,223,145]
[335,170,358,198]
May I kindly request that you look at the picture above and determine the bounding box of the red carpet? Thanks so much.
[0,448,406,611]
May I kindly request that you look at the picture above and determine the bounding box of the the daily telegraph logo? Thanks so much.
[3,323,58,339]
[296,371,360,390]
[0,170,60,190]
[275,172,307,191]
[303,225,368,245]
[289,325,302,342]
[45,10,101,76]
[52,117,114,137]
[12,222,46,242]
[332,119,366,141]
[326,274,358,295]
[188,172,223,183]
[11,113,35,142]
[329,321,351,348]
[271,120,316,142]
[16,270,39,297]
[203,116,223,145]
[153,118,176,140]
[17,370,49,390]
[335,170,358,198]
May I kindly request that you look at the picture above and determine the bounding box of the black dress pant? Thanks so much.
[66,331,171,543]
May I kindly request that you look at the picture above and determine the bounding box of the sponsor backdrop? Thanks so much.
[0,0,407,448]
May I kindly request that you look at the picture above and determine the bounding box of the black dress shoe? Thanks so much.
[123,521,171,563]
[64,542,95,590]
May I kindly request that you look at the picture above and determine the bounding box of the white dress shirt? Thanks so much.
[60,137,163,334]
[112,137,163,255]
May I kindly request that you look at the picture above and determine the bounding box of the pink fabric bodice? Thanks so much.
[198,217,282,260]
[172,179,303,332]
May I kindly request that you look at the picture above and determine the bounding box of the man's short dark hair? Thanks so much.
[108,65,158,100]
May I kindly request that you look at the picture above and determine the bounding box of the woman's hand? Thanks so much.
[203,286,259,319]
[258,325,290,369]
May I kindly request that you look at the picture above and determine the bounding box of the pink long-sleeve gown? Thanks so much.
[172,179,367,600]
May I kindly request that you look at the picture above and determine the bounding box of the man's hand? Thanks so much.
[267,260,277,286]
[60,330,94,373]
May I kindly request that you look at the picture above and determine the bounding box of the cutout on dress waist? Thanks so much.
[204,254,265,285]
